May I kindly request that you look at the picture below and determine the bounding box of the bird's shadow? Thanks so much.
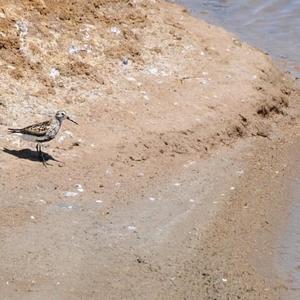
[2,148,60,165]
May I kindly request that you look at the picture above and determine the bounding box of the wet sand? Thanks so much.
[175,1,300,296]
[276,139,300,300]
[0,0,299,299]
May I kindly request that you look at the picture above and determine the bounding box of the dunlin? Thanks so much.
[8,110,78,166]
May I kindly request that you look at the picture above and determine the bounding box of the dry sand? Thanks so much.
[0,0,299,299]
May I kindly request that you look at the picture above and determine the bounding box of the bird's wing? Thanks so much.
[20,120,52,136]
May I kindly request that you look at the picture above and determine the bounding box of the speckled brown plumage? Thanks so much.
[8,110,78,166]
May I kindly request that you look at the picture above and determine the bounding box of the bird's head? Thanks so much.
[55,110,78,125]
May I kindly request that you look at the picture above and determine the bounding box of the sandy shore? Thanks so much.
[0,0,299,299]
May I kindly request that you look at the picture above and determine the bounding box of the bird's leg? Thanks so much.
[38,144,48,167]
[36,143,40,154]
[40,146,47,167]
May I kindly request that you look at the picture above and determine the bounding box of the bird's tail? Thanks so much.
[8,128,21,134]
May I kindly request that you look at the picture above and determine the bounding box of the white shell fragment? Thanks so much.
[64,191,78,197]
[127,225,136,231]
[75,184,84,193]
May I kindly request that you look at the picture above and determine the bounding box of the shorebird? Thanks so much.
[8,110,78,166]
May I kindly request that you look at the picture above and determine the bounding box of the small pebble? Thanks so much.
[30,216,35,220]
[183,161,196,168]
[111,27,121,35]
[148,67,158,75]
[236,170,244,175]
[105,168,112,176]
[126,77,136,82]
[50,67,60,79]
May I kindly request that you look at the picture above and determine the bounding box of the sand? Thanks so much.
[0,0,299,299]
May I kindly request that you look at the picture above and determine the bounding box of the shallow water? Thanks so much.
[175,0,300,77]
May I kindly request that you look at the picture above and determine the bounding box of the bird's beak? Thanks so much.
[67,116,78,125]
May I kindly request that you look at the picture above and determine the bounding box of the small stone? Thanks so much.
[147,66,158,75]
[111,27,121,35]
[50,67,60,79]
[126,77,136,82]
[236,170,244,175]
[122,57,129,65]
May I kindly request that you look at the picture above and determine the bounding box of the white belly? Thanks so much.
[15,133,54,143]
[18,133,40,142]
